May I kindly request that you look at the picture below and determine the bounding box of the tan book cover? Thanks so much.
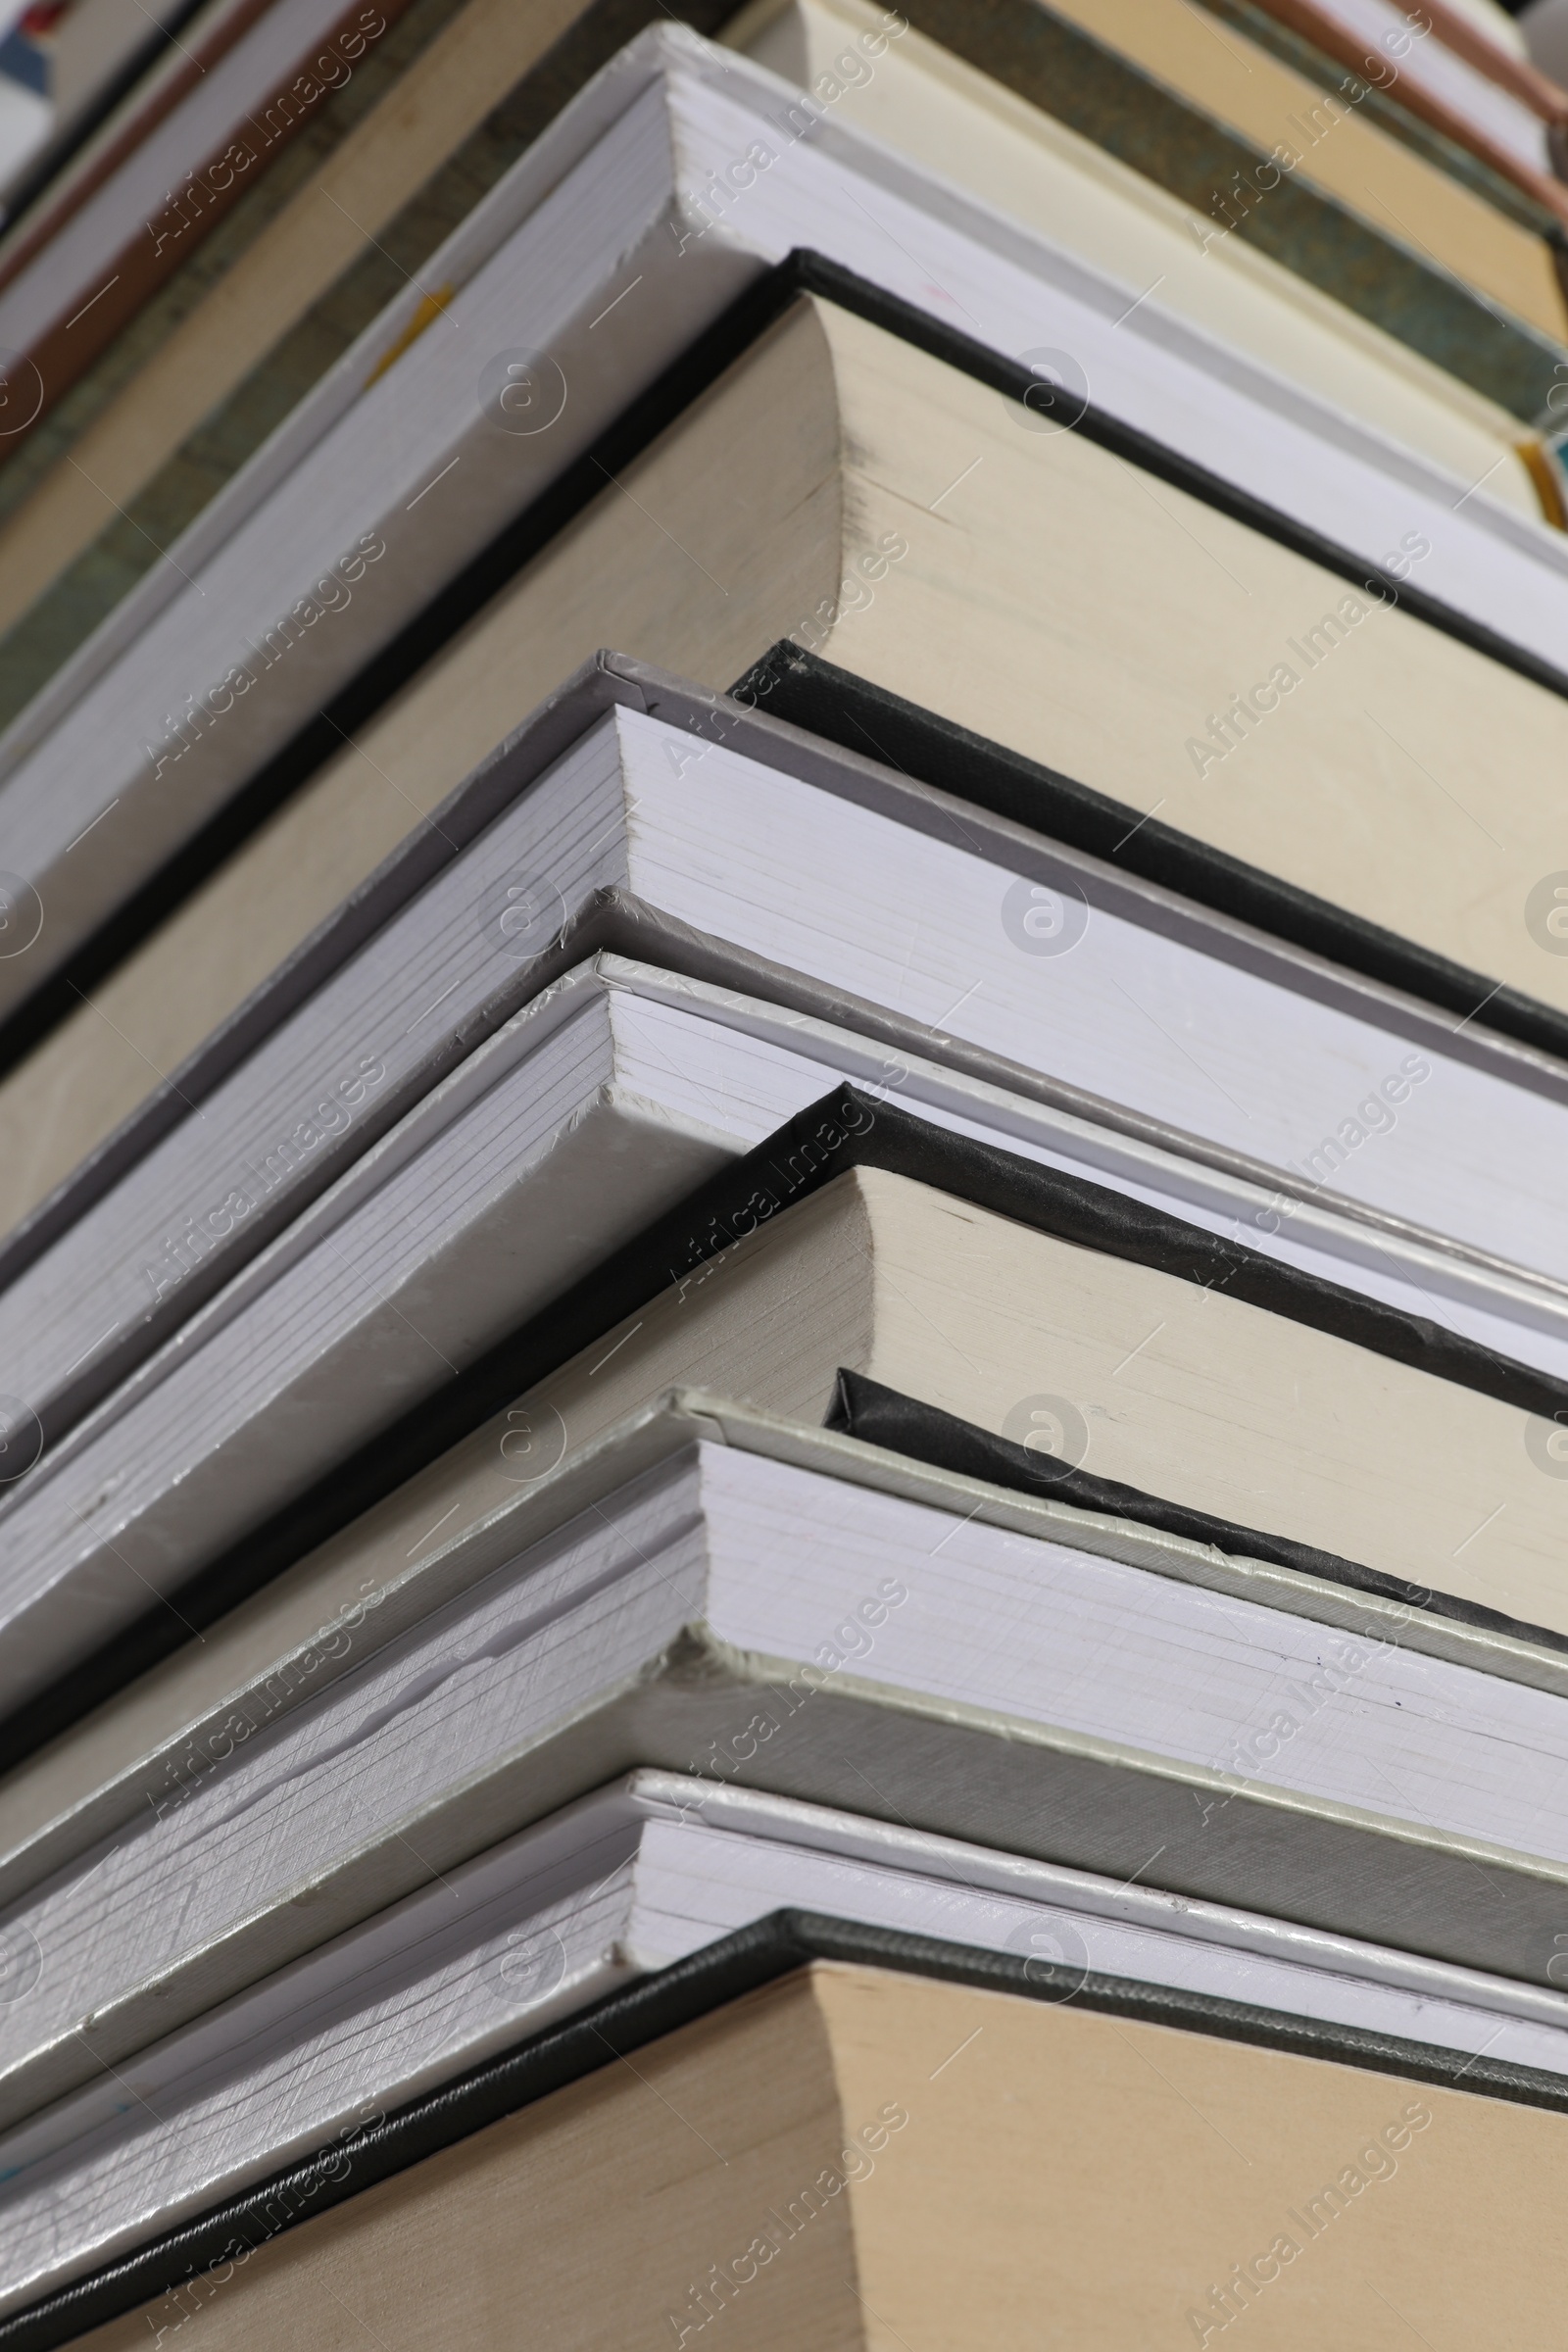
[66,1958,1566,2351]
[1247,0,1568,218]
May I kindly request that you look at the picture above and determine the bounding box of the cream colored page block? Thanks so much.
[1044,0,1568,335]
[807,301,1568,1013]
[0,0,595,641]
[815,1963,1568,2349]
[734,0,1543,514]
[74,1972,867,2352]
[849,1166,1568,1634]
[16,292,1565,1239]
[0,302,846,1235]
[524,1168,877,1436]
[19,1149,1556,1858]
[301,1168,875,1601]
[308,1152,1568,1640]
[501,1157,1568,1629]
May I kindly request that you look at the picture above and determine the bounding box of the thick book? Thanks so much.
[7,1928,1564,2352]
[9,1392,1568,2210]
[2,33,1565,1036]
[8,663,1568,1471]
[479,1151,1568,1633]
[0,0,1552,757]
[3,1766,1567,2327]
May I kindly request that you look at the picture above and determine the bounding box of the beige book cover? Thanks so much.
[391,1162,1568,1641]
[67,1959,1566,2351]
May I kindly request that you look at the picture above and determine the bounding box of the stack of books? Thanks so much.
[1,0,1568,2341]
